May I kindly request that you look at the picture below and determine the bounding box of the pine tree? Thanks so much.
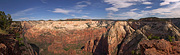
[0,11,12,30]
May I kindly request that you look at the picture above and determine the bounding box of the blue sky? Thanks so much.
[0,0,180,21]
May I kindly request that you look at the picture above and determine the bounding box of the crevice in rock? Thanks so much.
[30,43,39,55]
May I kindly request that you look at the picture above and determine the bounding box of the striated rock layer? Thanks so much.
[21,20,180,55]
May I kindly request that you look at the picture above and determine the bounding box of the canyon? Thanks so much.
[1,18,180,55]
[18,19,180,55]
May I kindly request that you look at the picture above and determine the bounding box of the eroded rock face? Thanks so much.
[140,39,180,55]
[21,20,180,55]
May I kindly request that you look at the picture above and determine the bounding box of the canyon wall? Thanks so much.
[21,20,180,55]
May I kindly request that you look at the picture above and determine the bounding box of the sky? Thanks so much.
[0,0,180,21]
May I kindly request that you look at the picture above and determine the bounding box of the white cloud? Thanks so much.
[104,0,180,19]
[71,14,75,16]
[105,7,119,12]
[104,0,148,9]
[82,15,89,18]
[107,11,144,19]
[40,0,47,3]
[146,6,152,8]
[122,12,144,18]
[142,2,152,4]
[160,0,180,6]
[143,2,180,14]
[130,8,138,11]
[147,2,180,18]
[73,15,103,19]
[85,13,90,14]
[104,0,133,8]
[52,8,72,14]
[104,0,150,12]
[12,8,34,17]
[104,0,148,19]
[76,10,82,13]
[19,17,29,19]
[51,8,84,15]
[75,1,91,9]
[77,1,91,5]
[107,12,114,18]
[107,3,180,19]
[113,2,180,19]
[75,5,88,9]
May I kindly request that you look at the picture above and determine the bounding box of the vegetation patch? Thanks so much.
[16,37,25,46]
[131,50,135,55]
[168,36,175,42]
[148,34,160,40]
[15,32,20,36]
[63,47,70,51]
[139,17,167,22]
[128,19,136,21]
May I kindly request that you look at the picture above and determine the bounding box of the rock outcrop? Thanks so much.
[140,39,180,55]
[0,34,21,55]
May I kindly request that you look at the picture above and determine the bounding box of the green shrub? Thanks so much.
[16,37,23,41]
[19,42,25,46]
[151,36,160,40]
[16,37,24,46]
[15,32,20,36]
[148,34,152,39]
[48,19,53,21]
[63,47,70,51]
[39,20,45,21]
[148,34,160,40]
[131,50,135,55]
[128,19,136,21]
[168,36,175,42]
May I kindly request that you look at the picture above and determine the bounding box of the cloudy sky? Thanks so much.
[0,0,180,21]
